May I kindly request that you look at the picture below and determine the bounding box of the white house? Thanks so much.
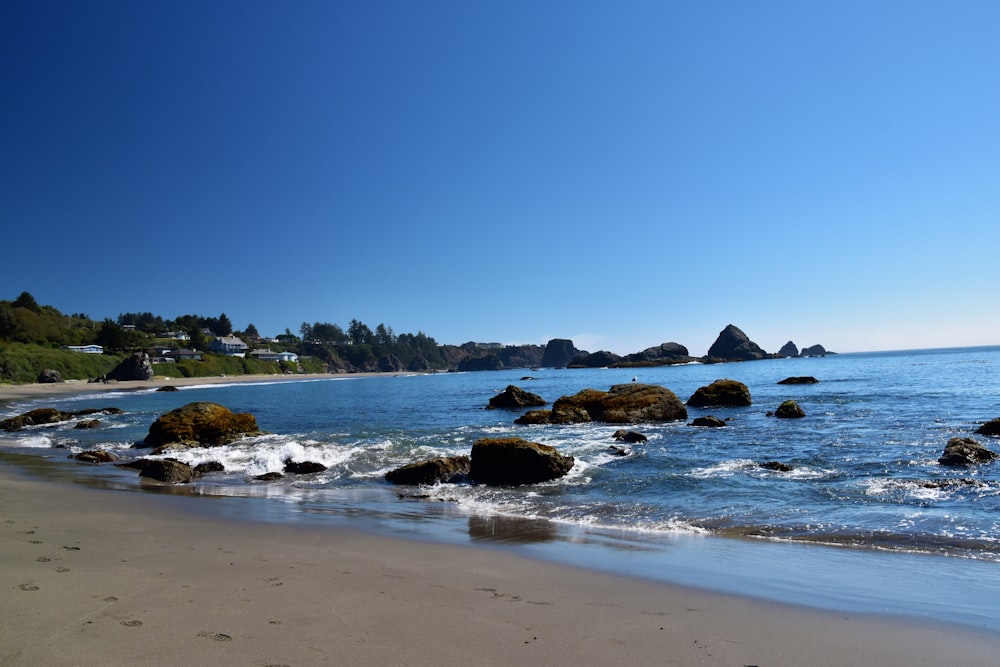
[250,348,299,363]
[62,345,104,354]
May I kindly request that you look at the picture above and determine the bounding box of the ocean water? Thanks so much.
[3,346,1000,631]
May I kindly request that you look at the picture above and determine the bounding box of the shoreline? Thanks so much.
[0,371,414,404]
[1,465,997,666]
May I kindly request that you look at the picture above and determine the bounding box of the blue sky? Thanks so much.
[2,1,998,356]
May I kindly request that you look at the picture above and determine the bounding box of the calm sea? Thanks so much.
[3,346,1000,631]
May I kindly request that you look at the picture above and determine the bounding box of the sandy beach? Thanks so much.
[1,463,997,667]
[0,372,401,404]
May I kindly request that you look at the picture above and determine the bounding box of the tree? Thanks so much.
[96,319,131,352]
[216,313,233,336]
[187,325,207,351]
[375,323,396,346]
[348,319,373,345]
[13,291,41,313]
[245,322,260,338]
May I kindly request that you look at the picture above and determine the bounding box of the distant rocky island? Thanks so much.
[550,324,834,369]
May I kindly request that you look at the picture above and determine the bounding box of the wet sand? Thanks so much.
[1,464,997,667]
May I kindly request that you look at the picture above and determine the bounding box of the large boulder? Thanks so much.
[517,384,687,425]
[687,379,752,407]
[705,324,768,361]
[37,369,64,383]
[691,415,727,427]
[385,456,471,485]
[541,339,579,368]
[1,406,122,432]
[938,437,999,466]
[975,418,1000,436]
[141,402,261,448]
[105,352,155,381]
[488,385,547,409]
[118,458,197,483]
[778,376,819,385]
[469,438,574,486]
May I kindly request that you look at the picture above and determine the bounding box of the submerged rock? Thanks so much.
[140,402,261,448]
[759,461,794,472]
[938,437,999,466]
[777,376,819,385]
[470,438,574,486]
[487,385,547,409]
[385,456,471,485]
[283,459,327,474]
[73,450,118,464]
[690,416,727,428]
[687,379,752,407]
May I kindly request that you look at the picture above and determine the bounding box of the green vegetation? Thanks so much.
[0,291,542,385]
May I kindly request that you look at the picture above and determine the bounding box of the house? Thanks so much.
[166,349,203,362]
[62,345,104,354]
[250,348,299,363]
[207,336,248,357]
[159,330,190,341]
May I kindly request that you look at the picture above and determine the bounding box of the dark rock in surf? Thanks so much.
[687,379,752,407]
[690,416,727,428]
[156,385,179,392]
[975,418,1000,436]
[487,385,547,409]
[118,458,197,483]
[385,456,471,485]
[759,461,794,472]
[938,437,999,466]
[778,376,819,385]
[526,384,687,424]
[254,472,284,481]
[774,400,806,418]
[194,461,225,474]
[470,438,574,486]
[73,450,118,464]
[283,459,327,474]
[612,430,648,443]
[74,419,101,429]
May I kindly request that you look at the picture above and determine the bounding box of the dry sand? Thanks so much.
[1,465,997,667]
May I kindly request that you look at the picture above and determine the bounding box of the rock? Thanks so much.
[141,402,261,448]
[407,355,431,372]
[568,350,623,368]
[73,450,118,464]
[74,419,101,429]
[469,438,575,486]
[488,385,547,409]
[938,437,999,466]
[119,458,197,483]
[37,369,63,383]
[607,445,631,456]
[777,341,799,358]
[778,376,819,385]
[975,418,1000,436]
[759,461,794,472]
[194,461,225,474]
[1,406,122,432]
[800,344,830,357]
[617,343,692,366]
[534,384,687,424]
[775,400,806,418]
[156,385,179,392]
[690,416,727,427]
[283,459,327,474]
[378,354,403,372]
[384,456,471,485]
[687,379,752,407]
[105,352,155,381]
[514,409,553,425]
[541,339,580,368]
[705,324,768,361]
[612,430,647,443]
[254,472,284,481]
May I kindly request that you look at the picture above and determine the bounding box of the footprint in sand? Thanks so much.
[36,556,51,562]
[55,567,70,573]
[19,584,40,591]
[198,631,232,642]
[120,620,143,627]
[102,596,119,603]
[29,540,42,544]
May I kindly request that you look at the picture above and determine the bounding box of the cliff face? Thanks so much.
[541,339,580,368]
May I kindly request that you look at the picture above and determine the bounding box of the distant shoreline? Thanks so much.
[0,371,417,405]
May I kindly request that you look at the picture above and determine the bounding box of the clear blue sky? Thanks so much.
[3,1,998,355]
